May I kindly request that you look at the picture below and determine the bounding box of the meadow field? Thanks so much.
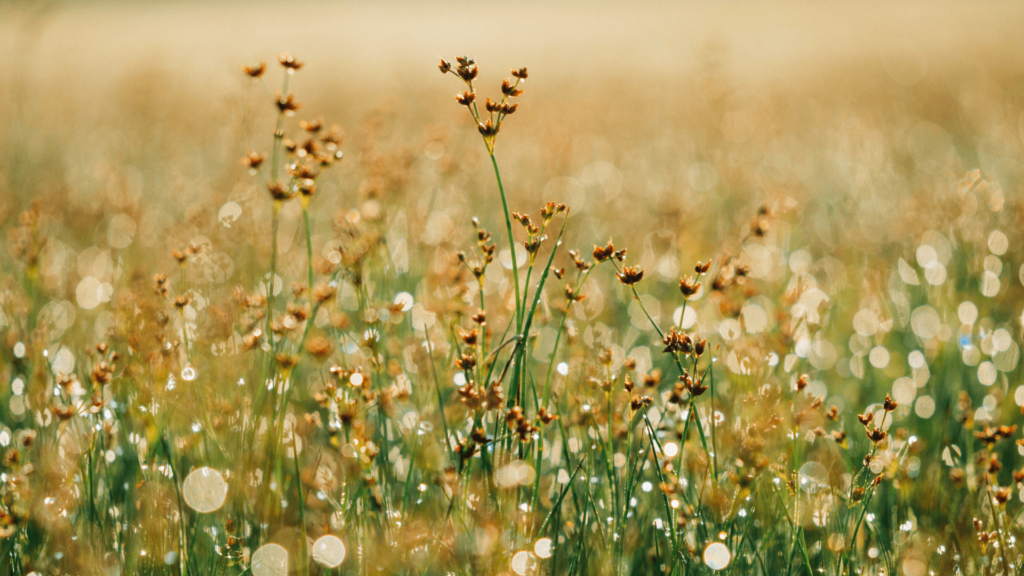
[3,1,1024,574]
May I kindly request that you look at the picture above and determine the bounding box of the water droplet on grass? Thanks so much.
[703,542,731,570]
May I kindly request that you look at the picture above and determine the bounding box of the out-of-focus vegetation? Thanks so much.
[3,2,1024,575]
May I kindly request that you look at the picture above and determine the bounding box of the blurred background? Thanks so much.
[3,0,1024,249]
[2,0,1024,337]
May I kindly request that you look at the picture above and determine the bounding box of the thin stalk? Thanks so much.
[489,153,522,332]
[302,203,315,294]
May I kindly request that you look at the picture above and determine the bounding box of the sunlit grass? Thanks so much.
[2,11,1024,573]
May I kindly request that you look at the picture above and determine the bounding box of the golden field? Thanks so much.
[2,1,1024,575]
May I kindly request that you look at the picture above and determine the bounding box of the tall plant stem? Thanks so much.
[266,203,281,363]
[489,153,522,333]
[302,204,315,294]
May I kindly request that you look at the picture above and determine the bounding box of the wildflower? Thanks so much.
[267,181,293,202]
[241,151,267,170]
[630,396,653,411]
[485,382,504,409]
[242,62,267,78]
[299,178,316,199]
[276,93,303,116]
[678,275,701,297]
[693,338,707,357]
[883,395,898,412]
[459,329,478,346]
[300,117,323,133]
[662,328,693,354]
[455,60,478,82]
[477,119,499,137]
[681,372,708,396]
[538,408,559,424]
[275,353,300,371]
[277,52,304,71]
[312,283,337,303]
[616,265,643,285]
[501,78,524,97]
[592,240,615,262]
[455,91,476,106]
[994,487,1012,505]
[471,427,491,444]
[511,67,528,79]
[642,370,661,388]
[866,427,887,443]
[455,352,477,371]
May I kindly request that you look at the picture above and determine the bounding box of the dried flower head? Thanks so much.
[276,93,303,116]
[242,62,267,78]
[616,265,644,286]
[277,52,304,71]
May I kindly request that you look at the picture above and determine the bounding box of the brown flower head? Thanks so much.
[242,62,267,78]
[276,93,302,116]
[277,52,304,71]
[241,151,266,170]
[616,265,644,286]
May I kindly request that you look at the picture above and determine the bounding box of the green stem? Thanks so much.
[489,153,522,332]
[302,204,315,295]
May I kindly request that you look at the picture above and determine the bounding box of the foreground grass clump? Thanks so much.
[1,51,1024,576]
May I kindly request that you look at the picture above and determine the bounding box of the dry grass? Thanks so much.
[3,2,1024,575]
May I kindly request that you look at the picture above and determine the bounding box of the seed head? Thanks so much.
[631,396,653,411]
[276,93,303,116]
[662,328,693,354]
[616,265,644,286]
[501,78,524,97]
[477,119,499,137]
[455,91,476,106]
[300,118,323,133]
[693,338,707,357]
[438,58,452,74]
[592,240,615,262]
[277,52,304,71]
[242,62,266,78]
[883,395,898,412]
[511,67,528,79]
[241,151,267,170]
[267,181,293,202]
[866,427,887,443]
[456,62,479,82]
[678,275,701,297]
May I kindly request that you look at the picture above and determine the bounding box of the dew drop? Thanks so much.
[534,537,552,559]
[182,467,228,513]
[703,542,731,570]
[312,535,346,568]
[251,543,288,576]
